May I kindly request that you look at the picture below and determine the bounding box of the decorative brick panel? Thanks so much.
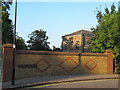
[59,57,79,73]
[84,59,97,70]
[35,59,51,72]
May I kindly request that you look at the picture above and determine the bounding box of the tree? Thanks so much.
[16,36,27,50]
[53,46,61,51]
[2,1,13,44]
[90,4,120,73]
[27,29,50,51]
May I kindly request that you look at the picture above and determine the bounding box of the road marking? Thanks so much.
[32,79,119,88]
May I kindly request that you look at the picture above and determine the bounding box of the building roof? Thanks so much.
[62,30,94,38]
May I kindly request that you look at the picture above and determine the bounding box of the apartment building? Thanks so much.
[61,30,94,52]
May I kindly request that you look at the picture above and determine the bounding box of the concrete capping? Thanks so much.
[16,50,80,55]
[3,43,13,48]
[81,53,107,56]
[16,50,107,56]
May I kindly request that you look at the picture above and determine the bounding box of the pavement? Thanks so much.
[2,74,120,89]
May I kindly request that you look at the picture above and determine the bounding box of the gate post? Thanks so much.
[105,50,113,74]
[2,44,14,82]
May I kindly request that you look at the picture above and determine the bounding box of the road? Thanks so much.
[29,79,119,88]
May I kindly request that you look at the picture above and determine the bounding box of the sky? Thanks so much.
[9,1,118,49]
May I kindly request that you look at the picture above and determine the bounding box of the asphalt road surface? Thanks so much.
[30,79,119,88]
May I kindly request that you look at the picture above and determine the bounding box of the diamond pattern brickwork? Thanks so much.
[84,58,97,70]
[59,57,79,73]
[36,59,51,72]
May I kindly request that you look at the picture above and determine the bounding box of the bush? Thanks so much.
[115,63,120,74]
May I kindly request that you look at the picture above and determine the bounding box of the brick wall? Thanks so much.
[2,44,14,82]
[2,44,113,82]
[15,50,112,80]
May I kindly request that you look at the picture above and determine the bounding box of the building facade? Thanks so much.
[62,30,94,52]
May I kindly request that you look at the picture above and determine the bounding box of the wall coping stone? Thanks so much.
[16,50,107,56]
[3,43,13,48]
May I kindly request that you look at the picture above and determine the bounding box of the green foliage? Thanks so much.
[0,2,2,22]
[114,63,120,74]
[16,36,27,50]
[2,1,13,44]
[91,4,120,74]
[27,29,51,51]
[53,46,62,51]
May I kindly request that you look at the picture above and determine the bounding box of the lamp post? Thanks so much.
[12,0,17,85]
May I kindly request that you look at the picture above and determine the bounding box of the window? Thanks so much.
[71,41,73,43]
[69,37,73,40]
[76,44,79,50]
[63,37,67,41]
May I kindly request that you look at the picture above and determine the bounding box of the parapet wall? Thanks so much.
[15,50,112,80]
[2,44,113,82]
